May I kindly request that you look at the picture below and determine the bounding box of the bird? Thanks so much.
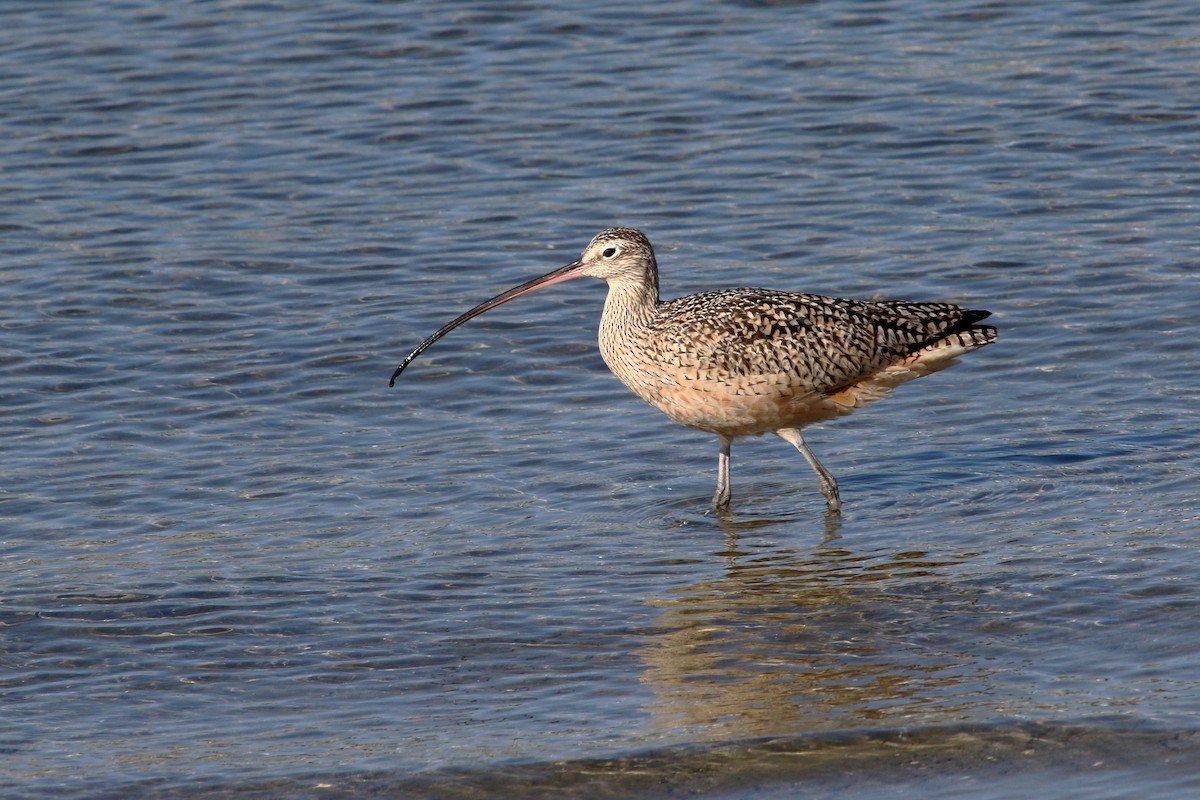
[389,227,996,512]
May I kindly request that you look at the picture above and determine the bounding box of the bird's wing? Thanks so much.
[653,289,989,394]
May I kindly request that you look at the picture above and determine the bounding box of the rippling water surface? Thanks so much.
[4,1,1200,798]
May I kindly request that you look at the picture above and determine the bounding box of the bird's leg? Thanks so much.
[711,435,732,511]
[776,428,842,512]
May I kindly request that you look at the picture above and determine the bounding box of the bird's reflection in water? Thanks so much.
[639,529,980,740]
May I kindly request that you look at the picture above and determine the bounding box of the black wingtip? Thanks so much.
[388,366,402,387]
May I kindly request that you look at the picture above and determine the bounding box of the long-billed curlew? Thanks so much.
[389,227,996,512]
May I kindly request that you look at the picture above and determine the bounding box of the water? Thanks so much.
[4,0,1200,797]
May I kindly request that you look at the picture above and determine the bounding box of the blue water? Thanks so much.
[4,1,1200,797]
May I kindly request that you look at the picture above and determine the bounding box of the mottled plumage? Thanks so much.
[390,227,997,512]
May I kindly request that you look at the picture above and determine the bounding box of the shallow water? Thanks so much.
[4,0,1200,797]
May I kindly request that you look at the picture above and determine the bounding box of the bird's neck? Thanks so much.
[600,274,660,332]
[595,272,666,404]
[597,273,661,396]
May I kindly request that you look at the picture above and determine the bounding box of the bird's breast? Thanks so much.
[597,321,839,437]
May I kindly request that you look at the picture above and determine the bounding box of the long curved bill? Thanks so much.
[389,259,588,387]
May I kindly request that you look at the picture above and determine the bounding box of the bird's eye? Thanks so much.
[602,247,617,258]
